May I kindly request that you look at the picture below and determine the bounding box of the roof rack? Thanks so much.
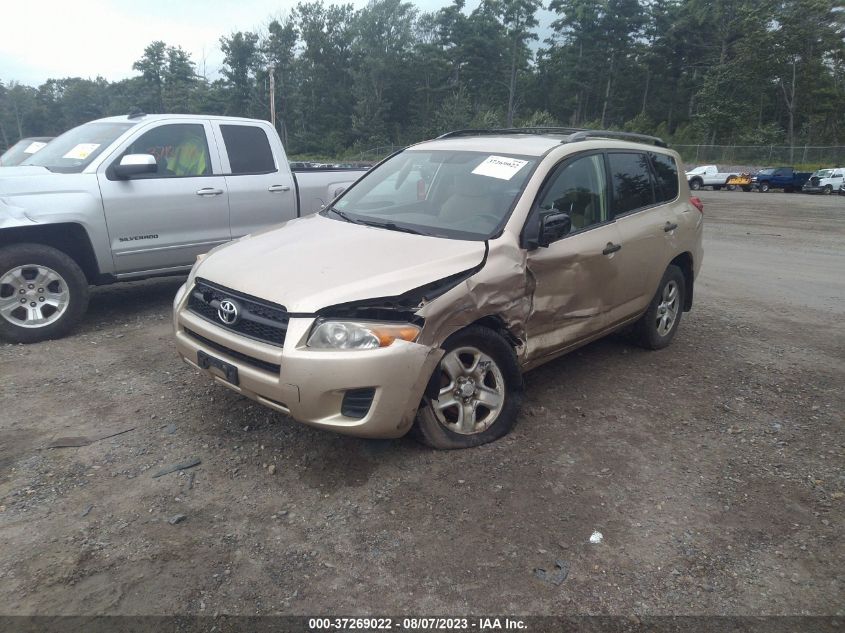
[437,127,584,139]
[565,129,667,147]
[436,126,667,147]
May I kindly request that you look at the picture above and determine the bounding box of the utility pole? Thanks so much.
[269,67,276,132]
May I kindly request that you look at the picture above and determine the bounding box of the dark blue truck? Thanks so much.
[752,167,812,193]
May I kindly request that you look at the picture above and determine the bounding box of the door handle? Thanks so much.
[602,242,622,255]
[268,184,291,192]
[664,221,679,232]
[196,188,224,196]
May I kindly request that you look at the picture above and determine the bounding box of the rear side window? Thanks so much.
[650,152,679,202]
[608,152,655,216]
[220,125,276,174]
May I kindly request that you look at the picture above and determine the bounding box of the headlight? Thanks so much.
[307,320,421,350]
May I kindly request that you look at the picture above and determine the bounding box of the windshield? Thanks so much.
[687,166,707,174]
[326,150,537,240]
[22,121,135,173]
[757,168,775,176]
[814,169,832,177]
[0,138,52,166]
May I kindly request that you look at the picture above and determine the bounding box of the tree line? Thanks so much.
[1,0,843,157]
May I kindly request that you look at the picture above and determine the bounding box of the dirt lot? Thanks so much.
[0,191,843,617]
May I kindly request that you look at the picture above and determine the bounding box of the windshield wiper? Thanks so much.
[325,207,363,225]
[356,219,426,235]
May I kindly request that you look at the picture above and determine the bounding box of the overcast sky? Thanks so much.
[1,0,554,87]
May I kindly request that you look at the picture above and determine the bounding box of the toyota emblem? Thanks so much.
[217,299,240,325]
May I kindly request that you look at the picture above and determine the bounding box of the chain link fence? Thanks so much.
[674,145,845,167]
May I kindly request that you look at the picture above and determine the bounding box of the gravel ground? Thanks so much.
[0,190,843,616]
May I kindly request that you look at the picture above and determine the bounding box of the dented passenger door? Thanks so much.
[522,153,623,361]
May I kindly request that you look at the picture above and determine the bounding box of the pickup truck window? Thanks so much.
[21,122,135,173]
[330,149,537,240]
[608,152,656,216]
[538,154,608,232]
[123,124,211,177]
[649,152,680,203]
[220,125,276,175]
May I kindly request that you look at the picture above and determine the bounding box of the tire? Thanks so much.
[689,178,702,191]
[632,265,685,351]
[824,185,833,195]
[413,325,523,449]
[759,181,770,193]
[0,243,90,344]
[727,184,737,191]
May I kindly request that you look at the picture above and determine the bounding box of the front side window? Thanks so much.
[537,154,608,232]
[22,122,135,173]
[329,150,537,240]
[220,125,276,174]
[122,123,210,177]
[608,152,655,216]
[650,152,679,203]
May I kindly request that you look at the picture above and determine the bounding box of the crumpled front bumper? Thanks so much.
[172,283,443,439]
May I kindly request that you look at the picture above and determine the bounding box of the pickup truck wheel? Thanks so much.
[0,244,89,344]
[632,265,685,350]
[414,325,523,449]
[689,178,702,191]
[759,181,770,193]
[824,185,833,195]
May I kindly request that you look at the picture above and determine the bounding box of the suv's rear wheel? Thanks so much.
[0,244,89,343]
[413,325,523,449]
[632,265,685,350]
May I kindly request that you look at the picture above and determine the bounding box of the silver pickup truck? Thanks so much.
[0,113,366,343]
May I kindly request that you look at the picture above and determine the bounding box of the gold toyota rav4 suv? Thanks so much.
[173,129,703,449]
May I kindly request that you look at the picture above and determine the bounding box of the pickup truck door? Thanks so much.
[97,119,230,275]
[209,121,297,238]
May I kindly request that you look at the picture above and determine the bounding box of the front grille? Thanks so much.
[187,278,289,346]
[185,328,281,374]
[341,388,376,419]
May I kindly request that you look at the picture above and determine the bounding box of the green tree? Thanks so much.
[220,31,261,117]
[132,41,167,112]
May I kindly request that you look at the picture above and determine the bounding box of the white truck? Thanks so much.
[685,165,738,191]
[801,168,845,194]
[0,113,367,343]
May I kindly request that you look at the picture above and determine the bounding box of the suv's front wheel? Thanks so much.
[413,325,523,449]
[0,244,89,343]
[633,265,686,350]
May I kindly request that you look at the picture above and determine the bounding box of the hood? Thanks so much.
[0,167,91,197]
[195,213,487,313]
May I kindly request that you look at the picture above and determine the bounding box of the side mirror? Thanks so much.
[538,212,572,247]
[114,154,157,179]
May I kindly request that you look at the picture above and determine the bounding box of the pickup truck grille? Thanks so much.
[187,278,289,347]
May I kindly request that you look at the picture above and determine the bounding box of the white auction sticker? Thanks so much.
[471,155,529,180]
[62,143,100,160]
[23,141,47,154]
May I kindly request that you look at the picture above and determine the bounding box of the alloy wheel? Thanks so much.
[0,265,70,328]
[430,346,506,435]
[655,280,680,337]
